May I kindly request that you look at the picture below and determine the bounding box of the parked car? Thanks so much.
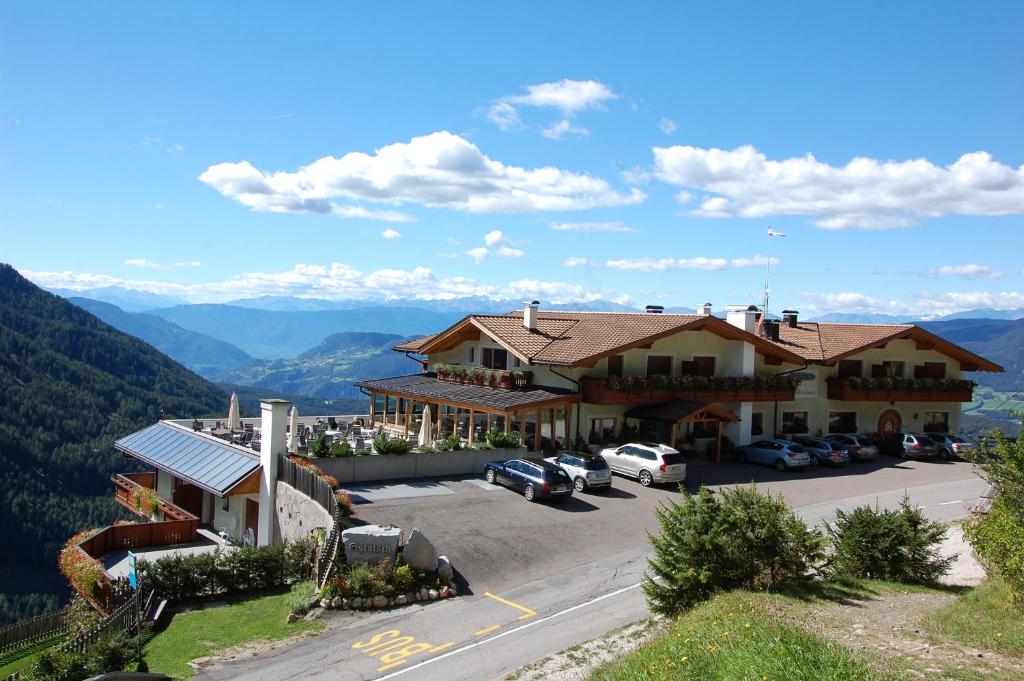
[545,452,613,492]
[879,433,937,460]
[925,433,975,460]
[824,434,879,461]
[483,457,574,501]
[599,442,686,487]
[794,437,850,466]
[735,439,811,471]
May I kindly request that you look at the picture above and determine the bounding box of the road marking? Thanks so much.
[483,591,537,620]
[352,629,454,672]
[376,582,643,680]
[474,624,501,637]
[939,500,963,506]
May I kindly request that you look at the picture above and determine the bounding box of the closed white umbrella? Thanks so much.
[418,405,433,447]
[288,405,299,453]
[228,392,242,430]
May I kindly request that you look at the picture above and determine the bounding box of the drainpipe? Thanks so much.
[772,363,810,438]
[403,351,429,373]
[547,366,582,447]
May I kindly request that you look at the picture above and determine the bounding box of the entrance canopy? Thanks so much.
[625,401,738,424]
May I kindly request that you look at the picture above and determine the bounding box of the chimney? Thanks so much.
[258,399,289,547]
[523,300,540,331]
[698,302,713,317]
[725,304,759,334]
[645,305,664,314]
[782,309,799,328]
[763,320,781,341]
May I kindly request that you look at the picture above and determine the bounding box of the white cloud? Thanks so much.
[659,117,677,135]
[563,257,597,267]
[731,255,780,267]
[495,245,525,258]
[124,258,200,270]
[801,290,1024,318]
[488,79,615,137]
[380,228,402,240]
[466,230,524,263]
[927,263,1003,279]
[466,247,490,264]
[652,145,1024,228]
[606,257,730,272]
[549,221,638,233]
[200,131,643,218]
[483,230,505,246]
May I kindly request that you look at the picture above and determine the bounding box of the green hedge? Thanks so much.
[966,499,1024,600]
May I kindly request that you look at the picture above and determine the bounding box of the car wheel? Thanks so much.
[638,470,654,487]
[523,484,536,501]
[573,477,586,493]
[810,455,820,467]
[485,469,496,484]
[774,459,787,472]
[940,448,952,460]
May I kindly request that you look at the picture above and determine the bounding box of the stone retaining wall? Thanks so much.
[274,480,334,544]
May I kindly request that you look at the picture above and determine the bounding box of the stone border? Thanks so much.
[314,584,457,613]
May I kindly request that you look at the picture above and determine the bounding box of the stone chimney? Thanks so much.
[725,304,759,334]
[258,399,289,546]
[698,302,713,317]
[782,309,800,328]
[523,300,539,331]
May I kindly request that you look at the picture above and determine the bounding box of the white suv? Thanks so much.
[545,452,613,492]
[599,442,686,487]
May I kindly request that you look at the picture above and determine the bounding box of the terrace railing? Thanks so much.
[433,365,532,390]
[112,473,198,522]
[581,375,798,405]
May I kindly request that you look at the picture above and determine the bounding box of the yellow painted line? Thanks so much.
[483,591,537,620]
[474,624,501,637]
[428,642,455,653]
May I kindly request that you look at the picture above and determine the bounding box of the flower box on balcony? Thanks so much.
[826,377,975,402]
[581,375,799,405]
[433,364,531,390]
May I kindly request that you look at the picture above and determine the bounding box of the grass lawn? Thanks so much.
[588,589,894,681]
[0,634,67,678]
[924,576,1024,658]
[143,585,324,679]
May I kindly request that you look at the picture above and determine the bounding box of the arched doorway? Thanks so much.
[877,409,902,436]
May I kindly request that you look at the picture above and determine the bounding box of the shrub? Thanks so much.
[416,445,437,453]
[59,529,104,604]
[347,563,375,597]
[391,564,415,593]
[28,629,132,681]
[826,496,952,584]
[354,448,370,456]
[286,580,317,616]
[437,434,463,451]
[373,434,414,455]
[328,440,353,457]
[334,489,354,517]
[966,499,1024,600]
[486,427,519,449]
[309,434,330,458]
[643,486,825,617]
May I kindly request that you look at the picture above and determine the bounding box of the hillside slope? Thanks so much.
[214,331,415,399]
[918,318,1024,392]
[69,297,252,377]
[0,265,226,626]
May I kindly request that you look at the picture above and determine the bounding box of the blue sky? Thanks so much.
[2,2,1022,317]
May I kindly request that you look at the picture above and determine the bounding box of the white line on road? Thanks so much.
[938,500,964,506]
[375,582,644,680]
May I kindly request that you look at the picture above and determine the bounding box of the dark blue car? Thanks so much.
[484,457,574,502]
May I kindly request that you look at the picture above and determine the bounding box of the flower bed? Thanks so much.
[58,528,109,612]
[291,559,457,616]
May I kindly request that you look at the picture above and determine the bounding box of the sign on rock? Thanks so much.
[343,525,403,565]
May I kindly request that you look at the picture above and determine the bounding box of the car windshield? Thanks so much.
[582,456,609,470]
[786,444,807,453]
[661,453,684,465]
[545,469,572,482]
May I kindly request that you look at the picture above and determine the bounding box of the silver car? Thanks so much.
[926,433,975,460]
[599,442,686,487]
[545,452,613,492]
[794,437,850,466]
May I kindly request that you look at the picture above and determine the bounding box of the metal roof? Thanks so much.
[355,373,578,411]
[114,421,261,496]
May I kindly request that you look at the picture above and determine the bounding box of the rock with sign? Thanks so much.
[342,525,402,565]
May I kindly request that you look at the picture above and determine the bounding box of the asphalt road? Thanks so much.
[195,457,985,681]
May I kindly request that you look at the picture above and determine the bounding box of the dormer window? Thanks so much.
[482,347,508,370]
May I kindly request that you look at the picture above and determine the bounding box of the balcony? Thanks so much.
[112,473,199,523]
[582,375,798,406]
[826,377,976,402]
[433,364,532,390]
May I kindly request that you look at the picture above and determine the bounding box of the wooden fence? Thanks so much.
[0,608,70,654]
[59,588,150,656]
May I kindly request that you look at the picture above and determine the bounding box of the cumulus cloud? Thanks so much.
[200,131,643,218]
[125,258,201,270]
[606,257,730,272]
[488,79,616,137]
[466,230,524,263]
[801,290,1024,318]
[651,145,1024,228]
[659,117,677,135]
[926,263,1003,279]
[730,255,780,267]
[380,228,402,240]
[549,221,638,233]
[563,257,597,267]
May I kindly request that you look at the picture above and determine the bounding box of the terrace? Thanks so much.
[826,377,976,402]
[581,374,799,406]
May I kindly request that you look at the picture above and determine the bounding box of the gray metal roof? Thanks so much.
[114,422,261,496]
[355,373,578,411]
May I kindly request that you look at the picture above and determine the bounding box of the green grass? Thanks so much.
[588,590,894,681]
[143,585,324,679]
[0,634,67,678]
[924,576,1024,658]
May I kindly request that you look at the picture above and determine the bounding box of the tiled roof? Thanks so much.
[114,421,261,496]
[393,334,436,353]
[355,373,578,411]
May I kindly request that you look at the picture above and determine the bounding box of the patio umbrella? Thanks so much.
[418,405,433,447]
[288,405,299,453]
[228,392,241,430]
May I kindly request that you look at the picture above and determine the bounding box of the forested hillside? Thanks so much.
[0,265,226,626]
[918,317,1024,392]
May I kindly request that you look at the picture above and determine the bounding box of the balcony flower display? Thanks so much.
[433,363,530,389]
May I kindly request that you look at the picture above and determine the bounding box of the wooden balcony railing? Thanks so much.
[826,377,976,402]
[582,375,798,405]
[112,473,197,522]
[433,365,532,390]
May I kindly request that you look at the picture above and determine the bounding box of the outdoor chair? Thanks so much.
[328,417,338,430]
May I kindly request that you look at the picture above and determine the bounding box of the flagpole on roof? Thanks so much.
[764,227,786,319]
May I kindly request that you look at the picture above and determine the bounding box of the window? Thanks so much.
[693,356,716,376]
[481,347,508,369]
[751,412,764,437]
[881,361,905,378]
[781,411,809,434]
[837,360,863,378]
[589,417,616,444]
[469,347,475,363]
[607,355,624,378]
[513,357,522,368]
[646,355,672,376]
[828,411,857,433]
[691,420,719,438]
[923,412,950,433]
[914,362,947,379]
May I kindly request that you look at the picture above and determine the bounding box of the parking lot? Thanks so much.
[347,456,983,595]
